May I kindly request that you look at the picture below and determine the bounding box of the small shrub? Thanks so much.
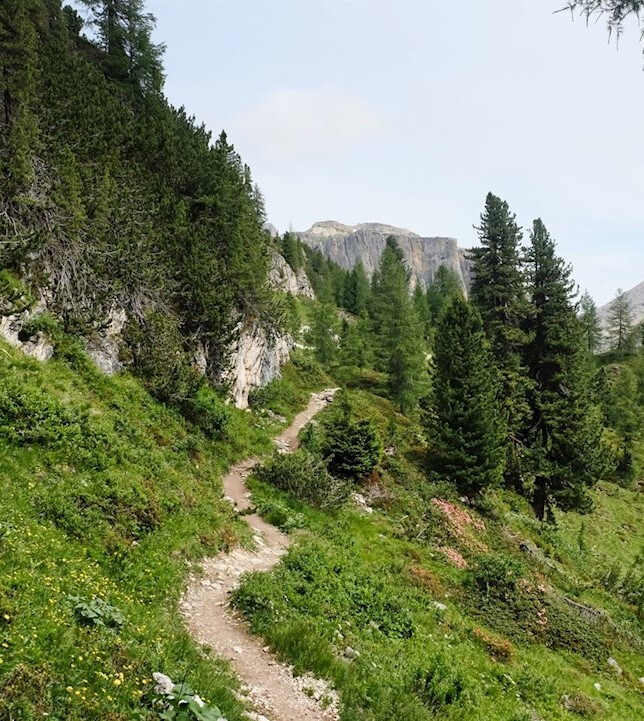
[182,385,231,439]
[561,691,606,717]
[0,269,32,312]
[322,397,382,483]
[255,450,351,509]
[467,553,524,600]
[68,595,125,630]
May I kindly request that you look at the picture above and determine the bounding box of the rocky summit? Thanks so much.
[297,221,472,292]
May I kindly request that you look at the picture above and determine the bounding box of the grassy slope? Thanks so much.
[1,342,642,720]
[236,378,644,721]
[0,341,329,719]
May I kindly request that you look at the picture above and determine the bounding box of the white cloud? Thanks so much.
[232,86,385,161]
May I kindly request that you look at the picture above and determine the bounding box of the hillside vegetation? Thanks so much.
[1,2,643,721]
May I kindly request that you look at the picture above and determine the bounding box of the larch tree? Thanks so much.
[78,0,165,92]
[606,288,634,354]
[427,296,505,494]
[524,219,605,520]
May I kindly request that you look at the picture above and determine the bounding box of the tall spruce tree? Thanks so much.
[470,193,531,482]
[370,236,425,413]
[343,260,370,316]
[428,297,505,494]
[426,264,463,325]
[578,290,603,354]
[524,219,605,520]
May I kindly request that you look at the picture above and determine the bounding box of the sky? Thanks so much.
[145,0,644,306]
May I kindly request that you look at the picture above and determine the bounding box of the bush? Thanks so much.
[181,385,231,439]
[255,451,351,509]
[467,553,524,600]
[316,391,382,483]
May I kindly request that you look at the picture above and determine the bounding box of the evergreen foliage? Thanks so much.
[578,290,603,354]
[470,193,532,483]
[426,264,463,325]
[321,392,382,482]
[0,0,276,405]
[370,236,425,413]
[343,260,370,316]
[523,219,605,519]
[427,296,505,494]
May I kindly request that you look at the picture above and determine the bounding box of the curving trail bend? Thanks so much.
[181,389,340,721]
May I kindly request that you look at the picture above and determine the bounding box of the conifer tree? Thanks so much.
[343,260,370,316]
[0,0,41,190]
[370,236,425,413]
[309,301,338,365]
[412,283,431,340]
[78,0,165,93]
[578,290,603,354]
[428,297,505,494]
[470,192,531,481]
[524,219,605,519]
[426,264,463,324]
[606,288,634,354]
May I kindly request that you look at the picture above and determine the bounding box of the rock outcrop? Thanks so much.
[297,221,472,293]
[0,308,54,362]
[220,250,315,409]
[268,249,315,299]
[222,322,291,409]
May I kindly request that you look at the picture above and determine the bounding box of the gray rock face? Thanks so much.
[268,249,315,299]
[84,306,128,375]
[221,321,292,410]
[297,221,472,293]
[0,308,54,362]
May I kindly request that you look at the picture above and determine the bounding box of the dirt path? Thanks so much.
[181,389,340,721]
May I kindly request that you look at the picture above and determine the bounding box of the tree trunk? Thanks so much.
[532,477,547,521]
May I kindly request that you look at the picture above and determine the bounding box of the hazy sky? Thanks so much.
[146,0,643,305]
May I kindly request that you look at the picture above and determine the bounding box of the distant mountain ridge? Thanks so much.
[296,221,472,293]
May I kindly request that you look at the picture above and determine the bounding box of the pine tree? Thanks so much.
[428,296,505,494]
[606,288,634,354]
[412,283,431,340]
[309,301,338,365]
[343,260,370,316]
[370,236,426,413]
[578,290,603,354]
[426,264,463,325]
[470,192,531,481]
[0,0,42,191]
[524,219,605,520]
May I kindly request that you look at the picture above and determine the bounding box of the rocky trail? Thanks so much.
[181,389,340,721]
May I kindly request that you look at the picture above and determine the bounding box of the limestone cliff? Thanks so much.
[297,221,472,292]
[268,249,315,299]
[0,250,315,410]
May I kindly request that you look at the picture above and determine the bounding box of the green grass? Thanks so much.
[235,387,644,721]
[2,342,643,720]
[0,340,324,720]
